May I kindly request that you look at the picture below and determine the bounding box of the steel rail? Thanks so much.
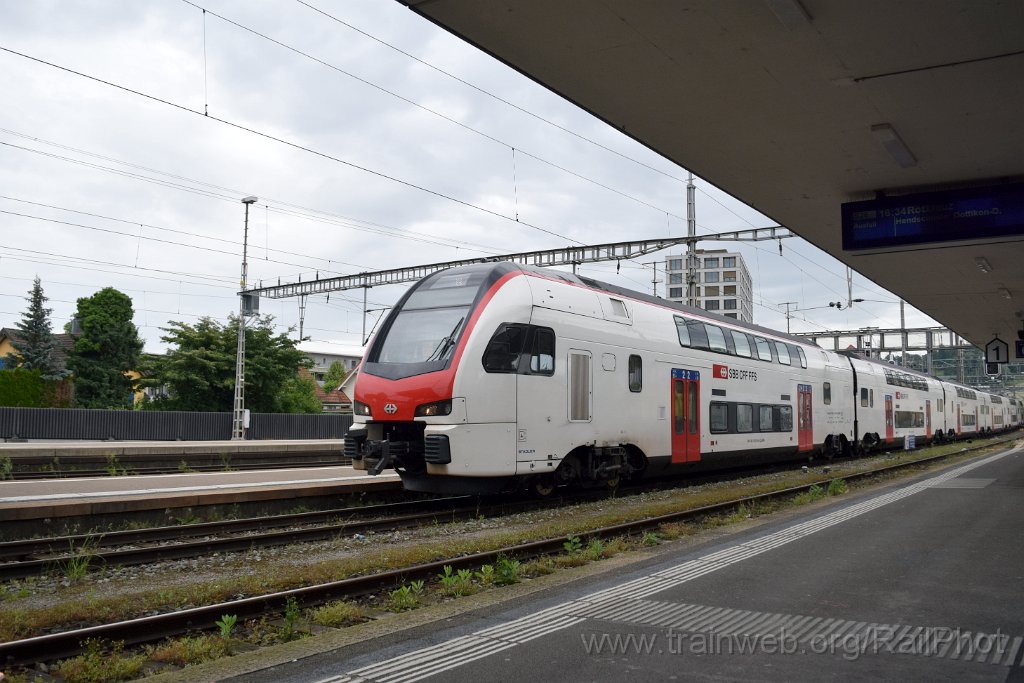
[1,434,1015,667]
[0,495,473,563]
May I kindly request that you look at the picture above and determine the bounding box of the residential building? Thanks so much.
[664,249,754,322]
[297,341,364,383]
[0,326,74,371]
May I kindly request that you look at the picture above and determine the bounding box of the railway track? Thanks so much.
[1,434,1016,582]
[0,453,853,580]
[0,433,1016,667]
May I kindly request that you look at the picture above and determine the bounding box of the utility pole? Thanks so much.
[899,299,906,367]
[642,260,662,296]
[232,196,258,441]
[779,302,798,334]
[685,172,698,307]
[846,266,854,308]
[298,294,308,341]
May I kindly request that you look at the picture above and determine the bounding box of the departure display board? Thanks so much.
[842,182,1024,252]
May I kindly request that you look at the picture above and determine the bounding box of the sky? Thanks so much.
[0,0,942,355]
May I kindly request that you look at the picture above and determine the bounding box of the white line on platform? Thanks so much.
[0,474,400,503]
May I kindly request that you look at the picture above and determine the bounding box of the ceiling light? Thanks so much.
[764,0,812,29]
[975,256,992,273]
[999,287,1012,300]
[871,123,917,168]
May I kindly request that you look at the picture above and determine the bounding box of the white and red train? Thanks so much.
[345,263,1020,495]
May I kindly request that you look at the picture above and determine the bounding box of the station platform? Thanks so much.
[0,438,346,458]
[0,466,402,536]
[0,439,352,480]
[239,445,1024,682]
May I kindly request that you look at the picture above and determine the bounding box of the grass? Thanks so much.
[0,439,1010,644]
[54,537,101,583]
[309,600,365,627]
[54,639,147,683]
[150,634,231,667]
[105,454,128,477]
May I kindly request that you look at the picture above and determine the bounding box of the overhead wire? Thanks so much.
[0,136,514,255]
[294,0,686,184]
[181,0,690,222]
[0,44,586,246]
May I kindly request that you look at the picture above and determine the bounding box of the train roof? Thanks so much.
[839,350,1014,399]
[507,264,820,349]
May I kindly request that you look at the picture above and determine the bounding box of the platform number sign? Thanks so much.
[985,337,1009,364]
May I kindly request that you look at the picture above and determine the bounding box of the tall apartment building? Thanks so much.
[664,249,754,322]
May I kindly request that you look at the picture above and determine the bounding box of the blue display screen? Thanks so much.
[842,183,1024,251]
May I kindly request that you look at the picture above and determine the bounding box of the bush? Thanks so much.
[0,368,46,407]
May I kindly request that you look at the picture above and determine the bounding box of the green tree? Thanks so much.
[5,277,68,380]
[67,287,144,408]
[278,374,323,413]
[322,360,348,391]
[143,315,311,412]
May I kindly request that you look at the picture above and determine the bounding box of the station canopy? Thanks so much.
[400,0,1024,350]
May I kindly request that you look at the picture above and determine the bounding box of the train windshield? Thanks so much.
[367,266,502,378]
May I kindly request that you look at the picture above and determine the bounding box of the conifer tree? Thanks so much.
[5,277,68,380]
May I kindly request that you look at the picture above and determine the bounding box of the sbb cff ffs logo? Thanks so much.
[384,403,398,415]
[713,364,729,380]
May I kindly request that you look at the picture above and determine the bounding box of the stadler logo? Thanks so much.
[713,364,729,380]
[384,403,398,414]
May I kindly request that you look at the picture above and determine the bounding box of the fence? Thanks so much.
[0,407,352,441]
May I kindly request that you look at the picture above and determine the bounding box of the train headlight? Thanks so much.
[354,401,372,417]
[415,400,453,417]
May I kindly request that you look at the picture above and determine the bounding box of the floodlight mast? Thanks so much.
[232,196,258,441]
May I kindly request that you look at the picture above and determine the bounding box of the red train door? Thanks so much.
[671,369,701,463]
[797,383,813,452]
[884,394,894,443]
[926,400,932,440]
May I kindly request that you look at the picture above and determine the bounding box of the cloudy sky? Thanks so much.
[0,0,940,354]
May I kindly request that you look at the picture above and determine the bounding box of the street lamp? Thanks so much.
[232,196,258,440]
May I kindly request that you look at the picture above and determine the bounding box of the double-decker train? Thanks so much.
[344,263,1020,495]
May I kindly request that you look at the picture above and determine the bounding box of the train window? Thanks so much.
[673,381,685,434]
[737,404,753,432]
[569,352,592,421]
[794,346,808,369]
[527,328,556,375]
[754,336,772,362]
[731,331,752,358]
[482,324,527,373]
[937,398,943,412]
[609,298,629,318]
[674,316,691,347]
[860,387,869,407]
[688,383,699,434]
[710,402,728,433]
[687,320,710,350]
[823,382,832,405]
[777,406,793,431]
[628,355,642,392]
[705,324,729,353]
[759,405,774,431]
[869,389,874,407]
[774,342,791,365]
[895,411,925,428]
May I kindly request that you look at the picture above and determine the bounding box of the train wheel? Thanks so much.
[529,475,556,498]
